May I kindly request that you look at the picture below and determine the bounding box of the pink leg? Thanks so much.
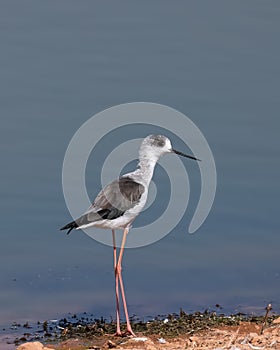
[112,230,121,336]
[116,227,135,336]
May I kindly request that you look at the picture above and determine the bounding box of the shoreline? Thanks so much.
[2,310,280,349]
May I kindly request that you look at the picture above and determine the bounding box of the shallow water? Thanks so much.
[1,1,280,330]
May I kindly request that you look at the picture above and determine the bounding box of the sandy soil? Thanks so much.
[17,317,280,350]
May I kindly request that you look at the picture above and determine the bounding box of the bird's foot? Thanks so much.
[113,331,123,337]
[113,329,135,337]
[124,327,136,337]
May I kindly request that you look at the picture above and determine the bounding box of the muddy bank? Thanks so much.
[10,310,280,349]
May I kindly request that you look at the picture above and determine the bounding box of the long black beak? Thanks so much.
[172,149,201,161]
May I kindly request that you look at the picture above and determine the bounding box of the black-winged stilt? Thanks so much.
[60,134,199,336]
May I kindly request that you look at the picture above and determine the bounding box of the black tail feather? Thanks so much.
[60,221,78,235]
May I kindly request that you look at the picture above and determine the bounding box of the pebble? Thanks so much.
[273,316,280,324]
[16,342,54,350]
[132,337,148,342]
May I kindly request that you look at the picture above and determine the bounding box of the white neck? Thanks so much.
[128,155,158,187]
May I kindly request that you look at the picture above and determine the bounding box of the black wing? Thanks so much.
[60,176,145,234]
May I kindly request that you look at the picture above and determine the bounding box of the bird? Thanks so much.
[60,134,200,336]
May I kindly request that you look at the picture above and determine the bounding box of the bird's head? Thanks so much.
[140,134,200,162]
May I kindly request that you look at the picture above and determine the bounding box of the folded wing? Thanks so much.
[60,176,145,234]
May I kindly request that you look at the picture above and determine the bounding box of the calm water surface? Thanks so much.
[1,1,280,330]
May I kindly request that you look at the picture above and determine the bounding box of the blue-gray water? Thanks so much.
[1,1,280,330]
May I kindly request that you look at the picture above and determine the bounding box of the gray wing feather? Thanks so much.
[79,177,144,225]
[93,177,144,210]
[61,176,145,234]
[60,177,145,233]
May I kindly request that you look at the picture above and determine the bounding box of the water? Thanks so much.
[1,0,280,331]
